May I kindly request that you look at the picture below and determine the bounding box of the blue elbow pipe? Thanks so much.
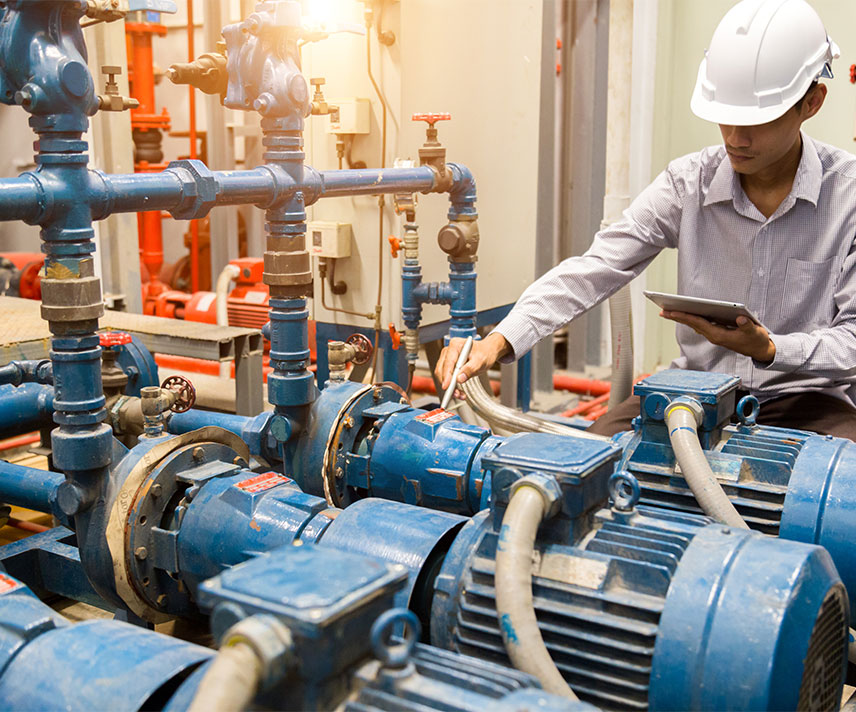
[0,460,63,514]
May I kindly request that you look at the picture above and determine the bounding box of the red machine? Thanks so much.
[0,253,44,300]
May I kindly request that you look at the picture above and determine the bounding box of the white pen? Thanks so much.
[440,336,474,410]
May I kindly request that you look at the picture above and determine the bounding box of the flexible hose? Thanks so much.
[215,264,241,378]
[665,405,748,529]
[188,642,262,712]
[461,378,608,442]
[495,486,577,699]
[607,285,634,408]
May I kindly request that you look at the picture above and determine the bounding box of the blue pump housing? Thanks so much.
[616,369,856,624]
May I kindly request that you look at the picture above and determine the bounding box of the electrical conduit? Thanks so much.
[495,481,577,699]
[215,263,241,377]
[664,401,748,529]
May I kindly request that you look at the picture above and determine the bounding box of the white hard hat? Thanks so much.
[691,0,839,126]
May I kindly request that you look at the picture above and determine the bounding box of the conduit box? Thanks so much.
[308,221,352,258]
[327,98,371,134]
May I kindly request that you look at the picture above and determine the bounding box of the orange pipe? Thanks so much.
[562,392,610,418]
[410,374,501,396]
[552,374,611,396]
[7,518,49,534]
[0,433,40,451]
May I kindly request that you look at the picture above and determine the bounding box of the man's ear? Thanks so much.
[802,83,827,120]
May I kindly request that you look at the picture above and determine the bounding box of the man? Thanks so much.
[436,0,856,439]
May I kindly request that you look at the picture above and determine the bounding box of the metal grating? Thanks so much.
[797,585,848,712]
[448,515,699,711]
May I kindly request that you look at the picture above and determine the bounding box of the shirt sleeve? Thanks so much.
[492,166,684,362]
[758,235,856,379]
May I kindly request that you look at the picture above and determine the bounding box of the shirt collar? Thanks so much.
[703,131,822,210]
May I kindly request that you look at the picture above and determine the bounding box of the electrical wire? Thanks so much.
[366,10,389,383]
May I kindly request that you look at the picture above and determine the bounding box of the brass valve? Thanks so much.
[98,66,139,112]
[310,77,338,117]
[167,46,228,98]
[413,112,451,181]
[328,335,373,382]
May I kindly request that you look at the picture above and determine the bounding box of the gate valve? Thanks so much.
[388,235,401,258]
[160,375,196,413]
[98,66,140,112]
[346,333,374,365]
[309,77,338,117]
[412,113,451,147]
[388,324,401,351]
[99,331,133,349]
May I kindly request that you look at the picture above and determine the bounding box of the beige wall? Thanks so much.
[643,0,856,371]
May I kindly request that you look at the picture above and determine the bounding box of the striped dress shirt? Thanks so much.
[494,133,856,403]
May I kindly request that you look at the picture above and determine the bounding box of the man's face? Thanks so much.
[718,106,804,176]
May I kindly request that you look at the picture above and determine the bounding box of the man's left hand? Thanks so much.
[661,311,776,363]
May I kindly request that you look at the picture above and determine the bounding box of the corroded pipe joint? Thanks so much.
[40,257,104,326]
[140,386,176,437]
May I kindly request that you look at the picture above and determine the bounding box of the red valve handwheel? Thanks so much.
[346,333,373,365]
[411,112,451,127]
[99,331,133,348]
[161,375,196,413]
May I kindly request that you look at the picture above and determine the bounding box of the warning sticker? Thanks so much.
[235,472,292,493]
[415,408,457,425]
[0,573,21,595]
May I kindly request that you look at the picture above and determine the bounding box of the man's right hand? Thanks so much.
[435,332,511,391]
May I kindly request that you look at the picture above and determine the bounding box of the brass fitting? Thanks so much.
[309,77,338,117]
[98,66,139,112]
[328,340,358,382]
[437,218,480,263]
[167,48,228,98]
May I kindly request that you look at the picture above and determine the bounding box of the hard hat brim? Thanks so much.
[690,84,797,126]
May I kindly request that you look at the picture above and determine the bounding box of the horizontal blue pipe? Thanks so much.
[0,176,41,222]
[167,409,252,438]
[318,167,436,198]
[0,383,54,435]
[0,460,63,513]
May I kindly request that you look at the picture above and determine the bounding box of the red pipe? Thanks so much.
[7,518,49,534]
[0,433,40,452]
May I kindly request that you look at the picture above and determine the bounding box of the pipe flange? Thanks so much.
[321,383,409,507]
[106,427,250,622]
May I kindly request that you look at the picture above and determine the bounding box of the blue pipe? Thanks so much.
[167,409,252,437]
[0,383,54,434]
[0,360,53,387]
[318,166,435,197]
[0,460,63,514]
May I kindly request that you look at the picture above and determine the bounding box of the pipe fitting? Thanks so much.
[665,397,704,427]
[166,160,219,220]
[509,473,563,520]
[437,219,479,263]
[215,614,294,691]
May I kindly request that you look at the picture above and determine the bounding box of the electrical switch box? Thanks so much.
[327,98,371,135]
[308,221,352,258]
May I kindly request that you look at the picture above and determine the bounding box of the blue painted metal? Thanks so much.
[0,383,54,436]
[0,575,212,712]
[428,431,849,710]
[317,498,466,611]
[616,368,856,625]
[0,460,63,515]
[114,334,159,396]
[0,360,52,386]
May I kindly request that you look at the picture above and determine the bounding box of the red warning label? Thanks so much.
[235,472,292,493]
[415,408,457,425]
[0,573,21,595]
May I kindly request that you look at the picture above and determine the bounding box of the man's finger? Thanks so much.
[437,339,464,388]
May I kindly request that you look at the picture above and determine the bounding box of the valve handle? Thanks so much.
[161,375,196,413]
[850,63,856,84]
[388,235,401,258]
[411,112,451,127]
[345,333,373,366]
[388,324,401,351]
[99,331,133,348]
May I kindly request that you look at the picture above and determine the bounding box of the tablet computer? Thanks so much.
[643,290,761,327]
